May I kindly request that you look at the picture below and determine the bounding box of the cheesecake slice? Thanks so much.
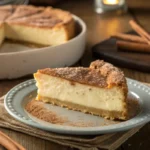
[34,60,128,120]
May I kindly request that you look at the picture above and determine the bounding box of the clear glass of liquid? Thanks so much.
[94,0,127,14]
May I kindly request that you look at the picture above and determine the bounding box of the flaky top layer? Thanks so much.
[90,60,127,87]
[0,5,73,28]
[37,60,127,89]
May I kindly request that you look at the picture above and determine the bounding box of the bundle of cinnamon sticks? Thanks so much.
[111,20,150,53]
[0,131,26,150]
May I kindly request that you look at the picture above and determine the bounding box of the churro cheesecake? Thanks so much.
[0,5,75,46]
[34,60,128,120]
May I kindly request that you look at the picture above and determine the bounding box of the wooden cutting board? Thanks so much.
[92,35,150,72]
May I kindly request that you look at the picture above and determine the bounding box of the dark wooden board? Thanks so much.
[92,36,150,72]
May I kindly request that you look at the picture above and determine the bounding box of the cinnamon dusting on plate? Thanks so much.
[26,100,68,124]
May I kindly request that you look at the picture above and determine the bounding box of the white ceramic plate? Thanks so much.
[0,15,86,79]
[4,78,150,135]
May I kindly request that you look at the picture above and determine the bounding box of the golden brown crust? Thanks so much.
[36,95,128,120]
[26,96,140,122]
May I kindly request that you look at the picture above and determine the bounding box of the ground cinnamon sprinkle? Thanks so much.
[25,99,96,127]
[26,100,68,124]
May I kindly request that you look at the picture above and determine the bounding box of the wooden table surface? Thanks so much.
[1,0,150,149]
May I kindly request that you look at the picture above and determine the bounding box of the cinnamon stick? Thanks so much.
[0,131,26,150]
[111,33,147,44]
[129,20,150,45]
[0,131,19,150]
[117,40,150,53]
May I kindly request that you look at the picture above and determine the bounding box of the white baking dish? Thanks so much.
[0,15,86,79]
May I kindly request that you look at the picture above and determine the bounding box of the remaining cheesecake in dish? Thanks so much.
[0,5,75,46]
[34,60,128,120]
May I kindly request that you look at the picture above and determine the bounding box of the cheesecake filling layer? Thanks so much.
[35,73,125,112]
[5,24,68,46]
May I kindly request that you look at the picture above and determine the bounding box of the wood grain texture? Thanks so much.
[0,0,150,149]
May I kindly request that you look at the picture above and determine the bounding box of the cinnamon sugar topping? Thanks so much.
[7,5,44,20]
[90,60,127,88]
[39,67,108,88]
[26,100,68,124]
[6,6,72,28]
[38,60,127,88]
